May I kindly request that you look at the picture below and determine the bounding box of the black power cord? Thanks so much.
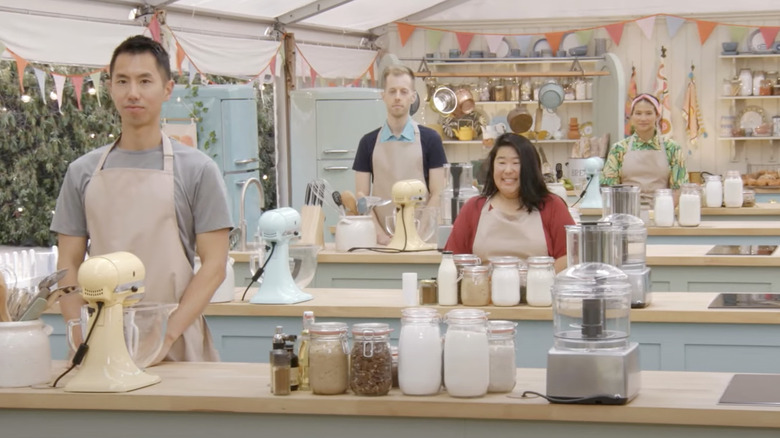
[348,204,435,253]
[512,390,624,404]
[569,174,596,208]
[242,242,277,301]
[52,301,105,387]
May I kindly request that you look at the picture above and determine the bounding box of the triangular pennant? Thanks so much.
[513,35,533,54]
[269,55,277,78]
[604,23,625,46]
[310,66,317,88]
[455,32,474,54]
[696,20,718,45]
[33,68,47,104]
[90,71,102,107]
[187,59,196,85]
[368,63,375,82]
[425,30,444,54]
[760,27,780,49]
[544,31,565,52]
[729,26,749,45]
[397,22,416,47]
[665,16,686,39]
[148,14,161,43]
[11,52,28,93]
[72,76,84,111]
[52,74,66,114]
[175,42,186,75]
[484,35,504,54]
[575,30,593,46]
[636,16,656,40]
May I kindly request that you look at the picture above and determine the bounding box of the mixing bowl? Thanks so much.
[289,244,320,289]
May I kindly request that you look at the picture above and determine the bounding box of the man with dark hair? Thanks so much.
[51,35,232,363]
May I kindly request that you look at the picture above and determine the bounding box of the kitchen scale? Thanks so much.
[708,293,780,309]
[706,245,777,256]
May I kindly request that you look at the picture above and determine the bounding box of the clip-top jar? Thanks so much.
[487,320,517,393]
[526,256,555,307]
[398,308,442,395]
[444,309,489,398]
[704,174,722,208]
[489,256,520,306]
[677,183,701,227]
[461,265,490,306]
[723,170,743,208]
[653,189,674,227]
[350,323,393,396]
[308,322,349,395]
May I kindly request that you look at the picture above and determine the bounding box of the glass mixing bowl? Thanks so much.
[289,244,320,289]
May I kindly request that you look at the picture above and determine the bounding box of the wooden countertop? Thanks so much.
[2,361,779,428]
[647,221,780,236]
[580,202,780,217]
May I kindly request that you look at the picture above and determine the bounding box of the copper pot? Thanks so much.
[507,104,533,133]
[453,87,475,118]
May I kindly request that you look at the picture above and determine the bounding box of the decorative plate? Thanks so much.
[739,105,766,131]
[532,38,552,56]
[490,115,509,132]
[496,40,510,58]
[532,110,561,137]
[560,33,579,54]
[579,122,594,138]
[748,29,767,52]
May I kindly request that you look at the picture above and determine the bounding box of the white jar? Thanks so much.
[526,256,555,307]
[677,183,701,227]
[487,320,517,393]
[653,189,675,227]
[335,215,376,252]
[437,251,459,306]
[398,308,442,396]
[752,70,765,97]
[490,257,520,306]
[574,80,587,100]
[444,309,489,398]
[704,174,723,208]
[739,68,753,96]
[0,320,52,387]
[723,170,744,208]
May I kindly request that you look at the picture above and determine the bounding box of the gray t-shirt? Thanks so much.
[50,138,234,265]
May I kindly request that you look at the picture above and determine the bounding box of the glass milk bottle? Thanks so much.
[489,256,520,306]
[723,170,744,208]
[653,189,675,227]
[677,183,701,227]
[443,309,489,398]
[487,320,517,393]
[704,174,723,208]
[437,251,458,306]
[526,256,555,307]
[398,308,442,395]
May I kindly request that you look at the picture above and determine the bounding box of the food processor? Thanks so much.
[438,163,480,247]
[546,262,640,404]
[598,185,652,308]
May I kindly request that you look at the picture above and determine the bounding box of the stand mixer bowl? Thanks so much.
[288,244,320,289]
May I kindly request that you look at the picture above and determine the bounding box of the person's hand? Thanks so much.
[149,333,176,367]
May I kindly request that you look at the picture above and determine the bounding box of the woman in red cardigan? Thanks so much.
[445,133,574,272]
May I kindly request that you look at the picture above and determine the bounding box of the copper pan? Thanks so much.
[452,87,475,118]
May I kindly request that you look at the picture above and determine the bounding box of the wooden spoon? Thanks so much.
[0,272,11,322]
[341,190,358,216]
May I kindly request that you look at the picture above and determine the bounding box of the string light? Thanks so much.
[16,207,24,213]
[21,95,31,103]
[108,133,115,138]
[50,91,58,101]
[88,87,97,95]
[90,133,96,138]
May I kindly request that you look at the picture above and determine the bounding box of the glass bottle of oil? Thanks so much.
[298,311,315,390]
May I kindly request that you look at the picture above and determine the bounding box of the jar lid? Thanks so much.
[401,307,441,322]
[463,264,490,274]
[445,308,488,323]
[527,256,554,265]
[453,254,481,265]
[487,320,517,334]
[420,279,437,285]
[489,256,520,266]
[309,322,348,335]
[352,322,392,336]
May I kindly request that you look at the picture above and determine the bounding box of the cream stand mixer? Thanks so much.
[386,179,437,251]
[64,251,160,393]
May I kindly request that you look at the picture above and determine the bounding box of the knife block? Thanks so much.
[299,205,325,247]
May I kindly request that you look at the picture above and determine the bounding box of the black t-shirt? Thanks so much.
[352,124,448,187]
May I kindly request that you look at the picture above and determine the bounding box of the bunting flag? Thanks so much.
[654,51,672,138]
[187,59,196,84]
[729,26,749,45]
[575,30,593,46]
[484,34,504,54]
[0,41,6,57]
[90,71,102,107]
[625,67,637,136]
[148,14,161,43]
[310,66,317,88]
[696,20,718,44]
[604,22,625,45]
[666,16,686,39]
[455,32,474,54]
[682,69,707,146]
[33,68,47,104]
[760,27,780,49]
[175,42,186,75]
[636,16,656,40]
[513,35,533,54]
[269,55,277,78]
[11,52,28,93]
[368,63,375,83]
[425,30,444,54]
[52,74,66,114]
[71,76,84,110]
[397,22,416,47]
[545,31,565,52]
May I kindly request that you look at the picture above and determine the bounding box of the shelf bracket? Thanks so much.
[771,139,778,163]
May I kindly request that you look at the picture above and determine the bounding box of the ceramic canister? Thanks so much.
[335,215,377,252]
[0,319,52,387]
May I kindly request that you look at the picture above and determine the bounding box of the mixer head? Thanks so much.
[391,179,428,205]
[77,251,145,307]
[258,207,301,242]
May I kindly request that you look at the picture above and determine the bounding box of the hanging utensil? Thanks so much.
[332,191,346,217]
[0,272,11,322]
[341,190,358,216]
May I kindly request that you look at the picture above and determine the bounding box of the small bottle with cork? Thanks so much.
[270,325,300,394]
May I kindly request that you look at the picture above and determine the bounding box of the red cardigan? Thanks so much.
[444,194,574,259]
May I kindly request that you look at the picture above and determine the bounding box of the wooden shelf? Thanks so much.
[424,57,604,65]
[719,53,780,59]
[442,139,576,145]
[416,71,608,78]
[475,99,593,105]
[718,136,780,141]
[719,95,780,100]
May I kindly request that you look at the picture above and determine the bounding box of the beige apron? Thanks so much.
[84,133,218,362]
[471,197,548,262]
[621,137,671,199]
[371,121,426,237]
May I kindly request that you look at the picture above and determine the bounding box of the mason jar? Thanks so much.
[526,256,555,307]
[398,307,442,395]
[518,259,528,304]
[678,183,701,227]
[453,254,481,303]
[489,256,520,306]
[723,170,744,208]
[653,188,675,227]
[350,323,393,396]
[461,265,490,306]
[309,322,349,395]
[487,320,517,393]
[443,309,489,398]
[704,174,723,208]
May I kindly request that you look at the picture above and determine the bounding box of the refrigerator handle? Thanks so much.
[234,157,260,165]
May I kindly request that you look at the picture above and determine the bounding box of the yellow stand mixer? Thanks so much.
[386,179,437,251]
[64,251,160,393]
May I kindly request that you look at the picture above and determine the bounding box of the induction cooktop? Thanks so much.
[709,293,780,308]
[706,245,778,256]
